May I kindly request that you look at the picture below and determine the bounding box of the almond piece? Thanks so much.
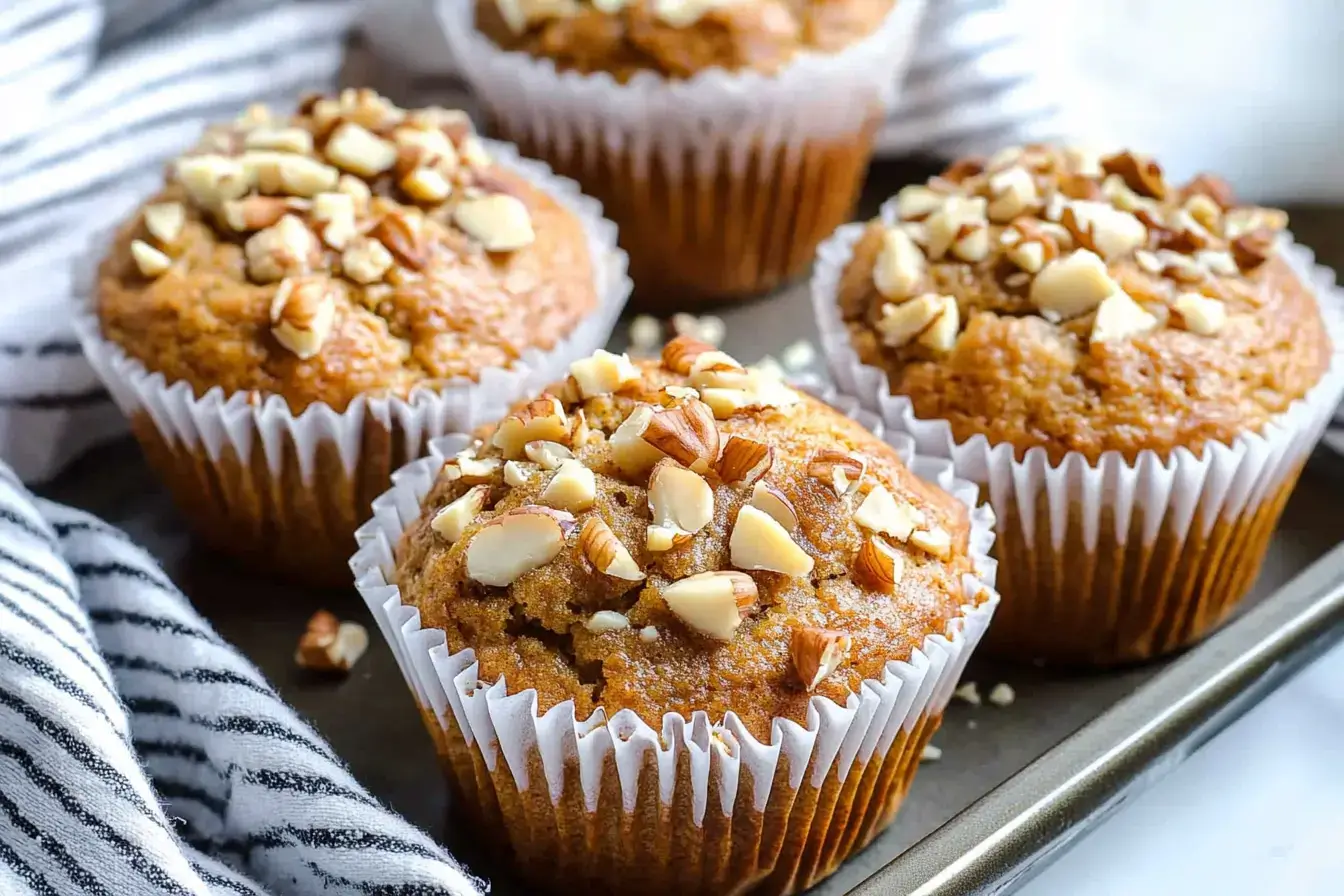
[244,126,315,155]
[610,404,665,477]
[242,151,340,197]
[579,517,645,581]
[1062,201,1147,260]
[1183,193,1223,234]
[269,276,336,359]
[585,610,631,633]
[873,226,925,300]
[807,449,867,498]
[688,349,745,377]
[325,122,398,177]
[176,154,249,206]
[401,167,453,203]
[1029,249,1120,320]
[569,349,640,398]
[910,526,953,560]
[749,481,798,530]
[1003,218,1060,273]
[854,537,904,592]
[130,240,171,277]
[893,184,944,221]
[222,195,292,232]
[492,396,569,459]
[986,166,1039,222]
[295,610,369,672]
[503,460,535,487]
[876,295,944,349]
[245,214,315,283]
[1172,292,1227,336]
[917,295,960,353]
[430,484,489,543]
[1100,150,1167,199]
[642,400,720,474]
[448,450,502,483]
[1090,291,1158,344]
[646,524,692,553]
[1230,227,1274,272]
[661,334,716,374]
[465,505,575,586]
[663,385,699,402]
[717,436,773,486]
[453,194,535,251]
[371,211,429,270]
[790,627,853,691]
[1184,173,1236,209]
[523,440,574,470]
[540,459,596,512]
[143,202,185,246]
[729,505,814,577]
[647,458,713,538]
[854,485,924,542]
[342,237,394,284]
[925,195,987,261]
[661,571,757,640]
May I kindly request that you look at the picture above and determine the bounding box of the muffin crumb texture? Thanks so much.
[98,89,597,413]
[839,145,1333,462]
[395,340,979,741]
[475,0,895,80]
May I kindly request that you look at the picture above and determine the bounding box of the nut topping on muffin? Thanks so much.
[790,627,853,691]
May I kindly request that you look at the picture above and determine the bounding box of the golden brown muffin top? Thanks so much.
[475,0,894,80]
[96,89,597,413]
[838,145,1334,464]
[395,339,982,741]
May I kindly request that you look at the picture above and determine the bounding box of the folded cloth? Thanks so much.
[0,462,485,895]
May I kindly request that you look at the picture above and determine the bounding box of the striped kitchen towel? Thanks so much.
[0,461,485,895]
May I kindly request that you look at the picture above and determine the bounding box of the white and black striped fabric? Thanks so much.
[0,461,485,895]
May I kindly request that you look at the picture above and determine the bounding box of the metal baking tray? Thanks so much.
[40,164,1344,894]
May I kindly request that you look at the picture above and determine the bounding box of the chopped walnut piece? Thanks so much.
[729,505,814,577]
[465,506,575,587]
[1230,228,1275,271]
[661,571,757,640]
[453,194,535,251]
[295,610,369,672]
[661,334,717,374]
[1003,218,1060,273]
[269,276,337,359]
[492,396,568,458]
[579,517,644,581]
[790,627,853,691]
[1100,150,1167,199]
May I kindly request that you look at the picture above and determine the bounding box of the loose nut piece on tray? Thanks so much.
[295,610,369,673]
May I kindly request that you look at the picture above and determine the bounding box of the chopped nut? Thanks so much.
[646,524,692,553]
[918,295,960,352]
[1061,201,1147,259]
[453,194,535,252]
[1183,172,1236,209]
[642,400,720,474]
[342,237,394,284]
[401,167,453,203]
[790,627,853,691]
[130,240,171,277]
[876,295,947,348]
[1100,150,1167,199]
[143,202,185,245]
[854,485,924,542]
[663,385,700,402]
[449,450,502,483]
[244,126,315,155]
[661,334,716,374]
[222,195,292,232]
[749,481,798,530]
[639,625,659,642]
[269,275,337,359]
[1195,249,1238,277]
[1173,292,1227,336]
[492,396,569,459]
[295,610,369,672]
[569,349,640,398]
[579,517,644,581]
[242,151,339,197]
[909,526,953,560]
[1158,208,1213,253]
[312,191,357,248]
[986,166,1039,222]
[458,134,493,169]
[1091,291,1158,344]
[585,610,630,633]
[1056,172,1102,200]
[854,536,904,592]
[873,226,925,300]
[245,214,315,283]
[1004,217,1060,273]
[940,156,986,183]
[717,436,773,486]
[1183,192,1223,233]
[503,460,535,487]
[540,458,596,512]
[1030,249,1119,320]
[921,744,943,762]
[337,174,372,210]
[988,682,1016,707]
[807,449,866,498]
[953,681,982,705]
[370,212,429,271]
[610,404,665,477]
[176,154,249,206]
[894,183,944,221]
[523,440,574,470]
[325,122,398,177]
[1063,146,1103,177]
[465,505,575,586]
[688,349,745,377]
[1134,249,1162,274]
[430,484,489,543]
[1230,227,1275,271]
[647,458,714,539]
[730,505,814,577]
[661,571,757,640]
[926,195,989,262]
[628,315,663,352]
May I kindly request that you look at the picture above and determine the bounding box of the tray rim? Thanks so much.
[847,538,1344,896]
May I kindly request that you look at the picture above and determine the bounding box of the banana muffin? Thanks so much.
[381,339,995,894]
[81,88,626,585]
[447,0,928,304]
[816,144,1342,663]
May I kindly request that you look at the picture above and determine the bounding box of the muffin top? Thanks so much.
[838,145,1333,464]
[474,0,894,80]
[395,339,983,741]
[96,89,597,413]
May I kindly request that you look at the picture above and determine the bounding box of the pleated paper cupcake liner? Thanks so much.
[351,390,999,895]
[437,0,927,305]
[812,221,1344,664]
[72,139,632,586]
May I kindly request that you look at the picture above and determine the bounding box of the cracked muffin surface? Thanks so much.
[394,340,981,742]
[96,88,596,414]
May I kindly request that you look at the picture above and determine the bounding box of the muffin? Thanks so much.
[812,144,1344,664]
[441,0,929,305]
[75,89,630,585]
[352,340,997,895]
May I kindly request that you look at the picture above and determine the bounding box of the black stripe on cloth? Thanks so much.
[123,696,183,718]
[0,789,111,896]
[0,571,90,638]
[51,518,132,542]
[0,598,115,705]
[0,341,83,357]
[72,561,179,600]
[154,779,229,818]
[189,862,261,896]
[193,715,341,765]
[0,737,195,896]
[242,768,380,809]
[87,608,225,647]
[104,653,276,700]
[0,387,108,410]
[134,739,210,764]
[0,637,122,733]
[0,546,76,600]
[0,687,165,828]
[247,825,441,862]
[302,860,463,896]
[0,836,60,896]
[0,507,55,547]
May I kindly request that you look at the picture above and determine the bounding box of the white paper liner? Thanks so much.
[350,389,998,823]
[811,221,1344,553]
[70,139,633,482]
[437,0,930,151]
